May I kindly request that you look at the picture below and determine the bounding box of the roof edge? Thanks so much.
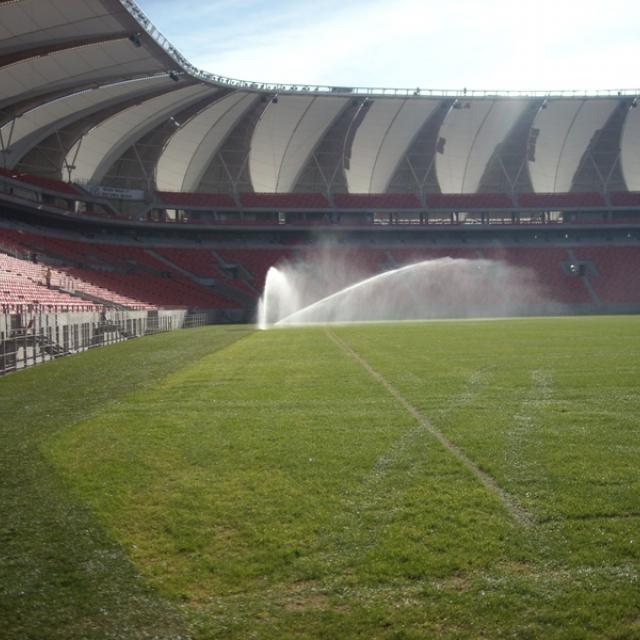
[120,0,640,100]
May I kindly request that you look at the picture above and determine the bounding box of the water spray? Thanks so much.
[257,257,552,329]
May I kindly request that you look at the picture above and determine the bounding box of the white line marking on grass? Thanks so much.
[368,365,494,487]
[504,369,553,496]
[326,328,534,527]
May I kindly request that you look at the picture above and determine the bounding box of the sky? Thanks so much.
[137,0,640,92]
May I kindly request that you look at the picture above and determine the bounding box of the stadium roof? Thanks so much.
[0,0,639,197]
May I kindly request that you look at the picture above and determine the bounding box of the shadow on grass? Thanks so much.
[0,325,252,639]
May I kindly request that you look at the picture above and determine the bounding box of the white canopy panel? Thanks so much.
[1,75,174,169]
[0,0,129,54]
[0,38,165,109]
[436,101,490,193]
[156,91,258,192]
[0,0,635,200]
[620,104,640,191]
[528,98,617,193]
[249,95,348,193]
[68,84,216,184]
[345,98,442,194]
[436,99,527,194]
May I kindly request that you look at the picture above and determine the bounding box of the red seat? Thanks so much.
[427,193,514,210]
[517,192,605,209]
[240,192,330,209]
[334,193,421,209]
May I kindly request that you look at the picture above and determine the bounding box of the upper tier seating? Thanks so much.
[240,193,330,209]
[333,193,421,209]
[517,192,605,209]
[609,192,640,207]
[157,191,237,208]
[0,168,80,196]
[426,193,514,210]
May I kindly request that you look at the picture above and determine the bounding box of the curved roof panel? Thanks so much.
[436,99,527,193]
[249,95,348,193]
[619,104,640,191]
[68,83,216,184]
[0,0,130,56]
[156,91,258,192]
[0,75,175,168]
[0,38,165,111]
[0,0,635,198]
[528,98,618,193]
[345,98,442,193]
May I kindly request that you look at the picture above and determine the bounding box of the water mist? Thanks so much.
[257,257,553,329]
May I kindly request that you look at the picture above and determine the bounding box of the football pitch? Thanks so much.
[1,316,639,639]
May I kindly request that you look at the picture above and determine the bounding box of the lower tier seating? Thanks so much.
[0,252,99,312]
[2,227,639,311]
[483,247,591,304]
[574,246,640,304]
[1,230,237,311]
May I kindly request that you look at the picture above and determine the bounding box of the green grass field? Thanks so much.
[1,317,639,639]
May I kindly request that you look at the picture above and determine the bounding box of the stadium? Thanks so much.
[0,0,638,638]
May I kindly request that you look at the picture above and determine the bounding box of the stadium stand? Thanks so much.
[1,167,637,229]
[0,253,99,312]
[610,192,640,207]
[157,192,237,209]
[517,192,606,209]
[295,246,391,275]
[1,0,640,374]
[483,247,592,304]
[9,224,640,315]
[0,168,80,196]
[0,229,238,311]
[240,193,330,209]
[155,248,226,279]
[426,193,514,210]
[333,193,422,209]
[574,246,640,304]
[390,247,477,263]
[216,248,296,289]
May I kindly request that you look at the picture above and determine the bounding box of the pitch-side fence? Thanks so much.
[0,308,212,376]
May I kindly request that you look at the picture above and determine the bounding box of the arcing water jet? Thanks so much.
[257,257,550,329]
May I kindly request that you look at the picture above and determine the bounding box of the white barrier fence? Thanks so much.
[0,308,211,375]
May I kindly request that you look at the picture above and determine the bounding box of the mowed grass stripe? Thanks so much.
[325,327,534,526]
[46,327,525,635]
[47,327,417,595]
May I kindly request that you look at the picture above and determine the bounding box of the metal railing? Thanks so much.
[0,308,211,376]
[120,0,640,99]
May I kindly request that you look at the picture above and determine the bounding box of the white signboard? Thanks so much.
[86,185,145,201]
